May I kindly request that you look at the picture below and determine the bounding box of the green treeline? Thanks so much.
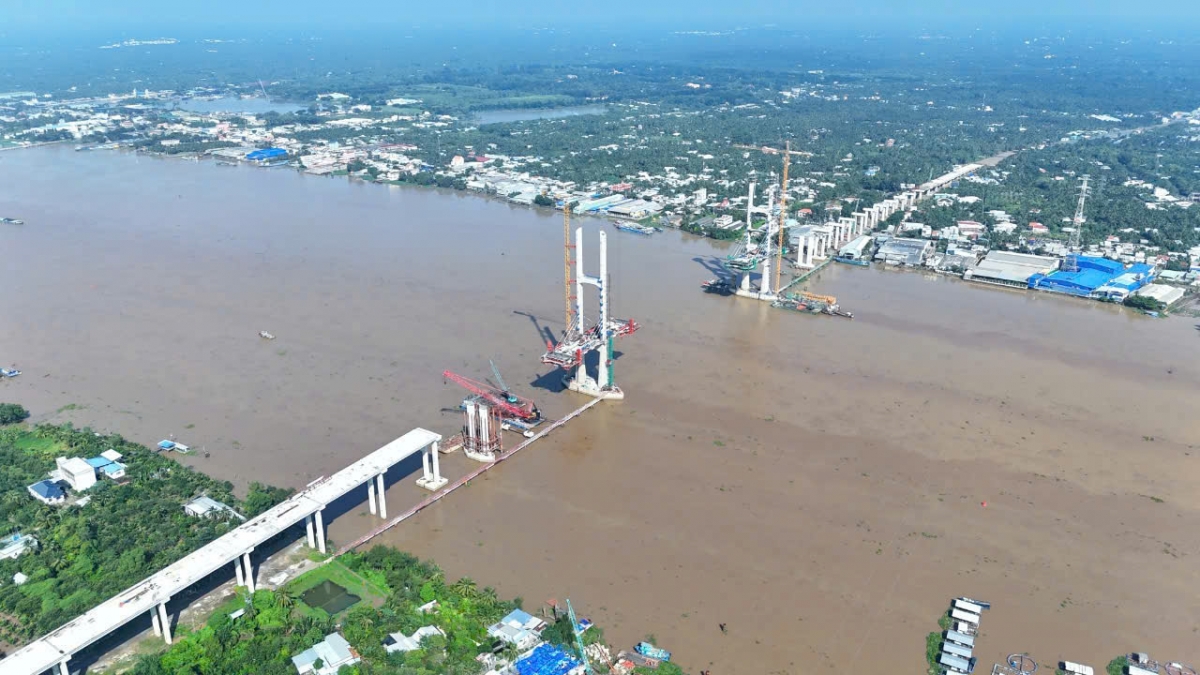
[0,420,291,644]
[130,547,616,675]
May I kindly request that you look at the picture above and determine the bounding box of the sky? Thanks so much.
[3,0,1199,32]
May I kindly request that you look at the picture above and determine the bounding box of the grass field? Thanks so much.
[286,560,389,617]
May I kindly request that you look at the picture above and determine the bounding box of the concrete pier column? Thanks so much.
[367,477,377,515]
[305,514,315,548]
[416,443,448,491]
[314,508,327,554]
[376,473,387,519]
[58,657,71,675]
[234,557,245,587]
[242,550,255,593]
[158,602,172,644]
[151,608,162,636]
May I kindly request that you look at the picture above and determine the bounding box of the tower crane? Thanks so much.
[488,359,518,404]
[566,598,593,675]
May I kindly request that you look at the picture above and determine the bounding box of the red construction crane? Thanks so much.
[442,370,542,423]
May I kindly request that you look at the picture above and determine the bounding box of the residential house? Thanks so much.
[28,480,66,505]
[56,457,97,491]
[488,609,547,651]
[292,633,360,675]
[0,533,37,560]
[384,626,445,653]
[184,496,237,519]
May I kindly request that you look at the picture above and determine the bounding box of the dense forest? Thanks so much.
[0,416,291,644]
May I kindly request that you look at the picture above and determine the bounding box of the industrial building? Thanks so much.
[245,147,288,163]
[874,237,933,266]
[1031,256,1153,297]
[838,235,873,260]
[965,251,1059,288]
[1134,283,1186,307]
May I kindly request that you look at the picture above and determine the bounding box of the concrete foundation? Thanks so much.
[565,373,626,400]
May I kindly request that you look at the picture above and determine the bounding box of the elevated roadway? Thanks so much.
[2,428,443,675]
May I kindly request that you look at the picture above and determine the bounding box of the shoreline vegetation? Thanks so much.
[0,406,687,674]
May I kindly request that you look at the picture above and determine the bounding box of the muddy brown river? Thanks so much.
[1,146,1198,673]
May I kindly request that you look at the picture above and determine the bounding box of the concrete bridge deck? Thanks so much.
[1,428,442,675]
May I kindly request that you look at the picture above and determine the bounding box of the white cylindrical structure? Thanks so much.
[575,226,586,331]
[478,404,490,452]
[597,230,609,389]
[376,473,388,519]
[464,400,478,452]
[430,441,441,483]
[367,475,377,515]
[151,608,162,636]
[305,514,315,548]
[234,558,245,587]
[59,659,70,675]
[746,182,755,229]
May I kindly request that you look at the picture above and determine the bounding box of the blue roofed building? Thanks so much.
[1094,263,1156,301]
[1030,256,1143,297]
[28,480,66,505]
[246,147,288,162]
[514,643,585,675]
[488,609,547,651]
[85,455,128,480]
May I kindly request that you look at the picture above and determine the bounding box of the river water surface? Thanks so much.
[1,146,1198,673]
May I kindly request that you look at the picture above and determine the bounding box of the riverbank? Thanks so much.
[1,145,1196,673]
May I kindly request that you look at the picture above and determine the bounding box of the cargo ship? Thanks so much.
[612,221,661,235]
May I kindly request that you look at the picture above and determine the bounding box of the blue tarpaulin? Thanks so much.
[515,644,581,675]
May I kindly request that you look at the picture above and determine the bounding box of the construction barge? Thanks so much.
[771,291,854,319]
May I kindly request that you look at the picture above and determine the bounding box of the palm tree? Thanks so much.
[450,577,481,600]
[276,587,297,612]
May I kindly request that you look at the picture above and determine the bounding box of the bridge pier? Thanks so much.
[151,606,162,637]
[315,508,327,554]
[376,474,388,518]
[157,602,172,644]
[416,441,446,491]
[305,514,315,548]
[242,550,255,593]
[234,558,245,587]
[58,657,70,675]
[367,476,377,515]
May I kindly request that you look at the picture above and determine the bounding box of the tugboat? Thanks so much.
[701,278,735,295]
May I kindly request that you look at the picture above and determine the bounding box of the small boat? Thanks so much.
[0,368,20,378]
[1,217,24,225]
[259,330,276,340]
[635,642,671,662]
[834,256,869,267]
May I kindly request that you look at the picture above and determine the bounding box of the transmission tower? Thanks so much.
[1063,175,1089,272]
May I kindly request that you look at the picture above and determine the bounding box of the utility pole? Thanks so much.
[1064,175,1089,272]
